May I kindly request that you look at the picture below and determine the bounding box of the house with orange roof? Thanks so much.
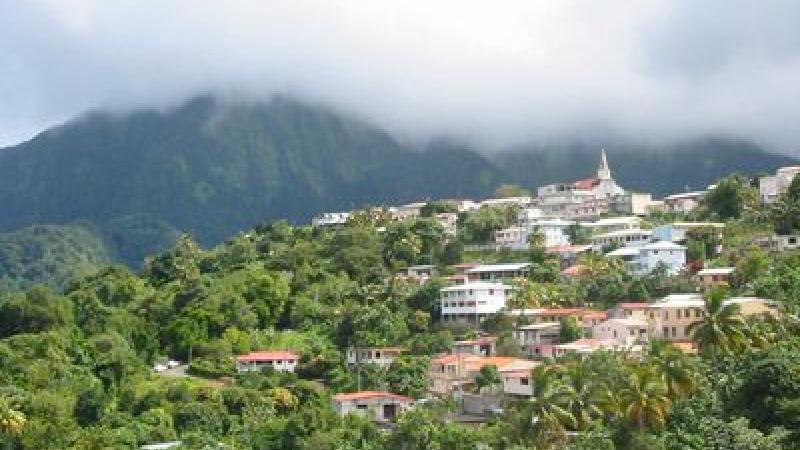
[428,354,538,396]
[235,351,299,373]
[608,302,651,321]
[332,391,415,422]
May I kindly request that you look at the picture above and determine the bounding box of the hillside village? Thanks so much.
[2,151,800,449]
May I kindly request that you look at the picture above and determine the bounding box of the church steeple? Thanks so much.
[597,149,611,180]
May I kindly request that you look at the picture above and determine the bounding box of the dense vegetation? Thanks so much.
[0,95,795,275]
[1,172,799,449]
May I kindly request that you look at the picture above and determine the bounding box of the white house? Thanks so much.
[592,228,652,250]
[452,335,498,356]
[436,212,459,237]
[480,196,533,208]
[583,216,641,235]
[346,347,406,368]
[494,220,574,250]
[759,166,800,204]
[440,281,512,324]
[696,267,735,289]
[312,212,351,227]
[646,294,705,341]
[606,241,686,275]
[493,226,529,250]
[332,391,415,422]
[513,322,562,358]
[235,351,299,373]
[391,202,427,221]
[637,241,687,275]
[465,263,530,281]
[397,265,437,283]
[593,318,650,346]
[663,191,707,214]
[502,370,534,397]
[651,222,724,243]
[610,193,662,216]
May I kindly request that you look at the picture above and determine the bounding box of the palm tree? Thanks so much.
[561,361,603,430]
[686,289,747,357]
[526,366,576,440]
[0,396,26,437]
[618,367,671,430]
[647,340,696,398]
[475,364,502,393]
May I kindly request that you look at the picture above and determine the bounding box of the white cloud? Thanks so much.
[1,0,800,153]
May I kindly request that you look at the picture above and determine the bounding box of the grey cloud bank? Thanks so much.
[2,0,800,154]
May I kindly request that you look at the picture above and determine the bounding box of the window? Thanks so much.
[663,327,669,337]
[489,289,494,295]
[695,309,702,318]
[684,308,691,318]
[676,310,681,319]
[629,329,635,336]
[671,327,677,337]
[357,404,368,410]
[664,311,669,320]
[520,378,529,386]
[375,351,381,359]
[613,330,618,338]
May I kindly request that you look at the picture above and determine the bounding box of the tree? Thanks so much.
[0,396,26,437]
[619,367,671,430]
[386,356,430,398]
[566,224,592,245]
[475,365,502,393]
[769,175,800,234]
[559,317,583,342]
[705,174,757,219]
[686,288,746,357]
[647,341,695,398]
[494,184,531,198]
[525,366,576,444]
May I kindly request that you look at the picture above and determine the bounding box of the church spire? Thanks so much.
[597,149,611,180]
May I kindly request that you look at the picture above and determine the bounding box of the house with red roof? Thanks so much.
[235,350,298,374]
[332,391,415,422]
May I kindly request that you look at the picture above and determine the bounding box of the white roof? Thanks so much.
[670,222,725,229]
[723,297,773,306]
[606,247,640,257]
[441,281,512,292]
[507,308,547,316]
[584,216,640,227]
[641,241,686,251]
[601,318,649,327]
[697,267,735,276]
[407,264,436,270]
[528,219,576,227]
[664,191,707,201]
[516,322,561,330]
[594,228,652,239]
[466,263,531,273]
[649,293,704,308]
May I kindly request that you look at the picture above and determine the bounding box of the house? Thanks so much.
[452,335,498,356]
[652,222,725,243]
[606,241,686,275]
[346,347,406,368]
[646,294,705,341]
[550,338,616,358]
[696,267,735,289]
[397,265,437,283]
[391,202,427,221]
[593,318,650,346]
[440,281,512,324]
[610,193,663,216]
[428,355,537,396]
[754,234,800,252]
[235,351,298,373]
[332,391,415,422]
[663,191,707,214]
[637,241,687,275]
[312,212,351,227]
[759,166,800,204]
[513,322,561,358]
[608,303,651,320]
[436,212,459,237]
[547,244,593,269]
[480,196,533,208]
[583,216,641,235]
[493,226,529,250]
[724,297,780,317]
[502,369,534,396]
[465,263,531,281]
[592,229,652,250]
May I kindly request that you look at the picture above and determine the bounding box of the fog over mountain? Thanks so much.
[3,1,800,153]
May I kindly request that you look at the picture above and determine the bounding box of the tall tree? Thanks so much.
[619,367,672,430]
[686,289,746,357]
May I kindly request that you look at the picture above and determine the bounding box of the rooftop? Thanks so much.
[603,318,649,327]
[333,391,414,403]
[440,281,512,292]
[641,240,686,251]
[516,322,561,330]
[466,263,532,273]
[697,267,735,276]
[617,302,650,310]
[594,228,652,239]
[235,351,298,362]
[649,293,704,308]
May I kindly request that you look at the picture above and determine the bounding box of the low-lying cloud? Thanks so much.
[2,0,800,154]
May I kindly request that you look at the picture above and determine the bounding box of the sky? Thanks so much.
[2,0,800,153]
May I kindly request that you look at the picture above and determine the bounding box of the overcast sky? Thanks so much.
[2,1,800,153]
